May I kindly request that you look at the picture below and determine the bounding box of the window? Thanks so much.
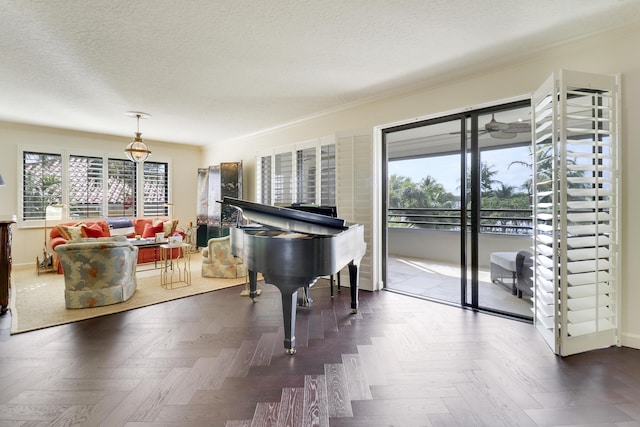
[21,148,170,223]
[320,144,336,205]
[274,152,293,205]
[143,161,169,217]
[22,151,62,220]
[257,156,272,205]
[107,158,137,217]
[69,155,103,218]
[257,139,336,206]
[296,147,316,204]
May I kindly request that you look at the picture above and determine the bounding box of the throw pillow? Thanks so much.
[57,223,85,241]
[153,218,178,237]
[142,222,164,238]
[163,219,178,237]
[81,223,109,238]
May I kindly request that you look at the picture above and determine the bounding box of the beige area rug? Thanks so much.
[9,257,247,334]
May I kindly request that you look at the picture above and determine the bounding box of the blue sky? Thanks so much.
[388,146,531,194]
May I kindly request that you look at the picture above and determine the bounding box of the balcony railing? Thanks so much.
[388,207,533,235]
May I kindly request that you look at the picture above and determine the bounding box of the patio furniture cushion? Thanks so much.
[490,252,518,295]
[516,250,534,298]
[490,252,518,272]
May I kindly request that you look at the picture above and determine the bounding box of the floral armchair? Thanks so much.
[201,235,247,279]
[55,236,138,309]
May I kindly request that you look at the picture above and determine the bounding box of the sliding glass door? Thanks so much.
[469,106,534,318]
[383,100,533,320]
[385,117,464,304]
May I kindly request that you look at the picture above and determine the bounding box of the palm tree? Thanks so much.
[493,183,517,199]
[418,176,449,206]
[460,161,503,199]
[388,174,457,229]
[388,175,419,208]
[480,161,502,196]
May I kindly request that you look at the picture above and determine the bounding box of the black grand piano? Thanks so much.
[222,197,367,355]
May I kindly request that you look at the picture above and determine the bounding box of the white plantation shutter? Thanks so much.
[274,151,294,205]
[320,143,336,206]
[296,147,316,204]
[69,155,103,218]
[22,151,63,221]
[143,161,169,217]
[337,131,375,291]
[256,138,336,206]
[252,133,375,291]
[532,70,620,356]
[107,158,137,217]
[256,155,272,205]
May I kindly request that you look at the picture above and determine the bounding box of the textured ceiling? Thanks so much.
[1,0,639,146]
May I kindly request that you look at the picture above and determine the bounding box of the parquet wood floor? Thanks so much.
[1,279,639,426]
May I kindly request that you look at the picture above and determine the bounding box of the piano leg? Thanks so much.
[299,286,313,307]
[282,288,298,355]
[330,275,334,298]
[348,261,360,314]
[248,270,259,302]
[329,272,342,298]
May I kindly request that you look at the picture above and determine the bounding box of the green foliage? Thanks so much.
[388,174,457,208]
[482,193,530,209]
[389,165,532,234]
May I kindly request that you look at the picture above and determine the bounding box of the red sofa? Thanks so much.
[50,218,183,273]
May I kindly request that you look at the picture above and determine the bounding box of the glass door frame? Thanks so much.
[381,99,532,320]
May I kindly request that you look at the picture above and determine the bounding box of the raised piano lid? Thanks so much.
[222,197,349,236]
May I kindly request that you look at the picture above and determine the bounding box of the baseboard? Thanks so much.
[621,331,640,350]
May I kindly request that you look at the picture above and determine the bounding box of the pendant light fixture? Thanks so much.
[124,111,152,163]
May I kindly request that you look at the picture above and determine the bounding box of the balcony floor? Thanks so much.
[387,255,533,318]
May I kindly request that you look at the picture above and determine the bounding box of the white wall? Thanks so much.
[203,23,640,348]
[0,121,202,268]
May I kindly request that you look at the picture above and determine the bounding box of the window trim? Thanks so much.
[18,145,172,228]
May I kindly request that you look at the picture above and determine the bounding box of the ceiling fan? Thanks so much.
[445,114,531,139]
[483,114,530,139]
[485,114,510,132]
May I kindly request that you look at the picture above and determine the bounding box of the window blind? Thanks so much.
[257,155,272,205]
[274,152,293,205]
[532,70,619,356]
[143,161,169,217]
[257,142,337,206]
[296,147,316,204]
[69,155,104,218]
[22,151,62,220]
[107,158,137,217]
[320,144,336,206]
